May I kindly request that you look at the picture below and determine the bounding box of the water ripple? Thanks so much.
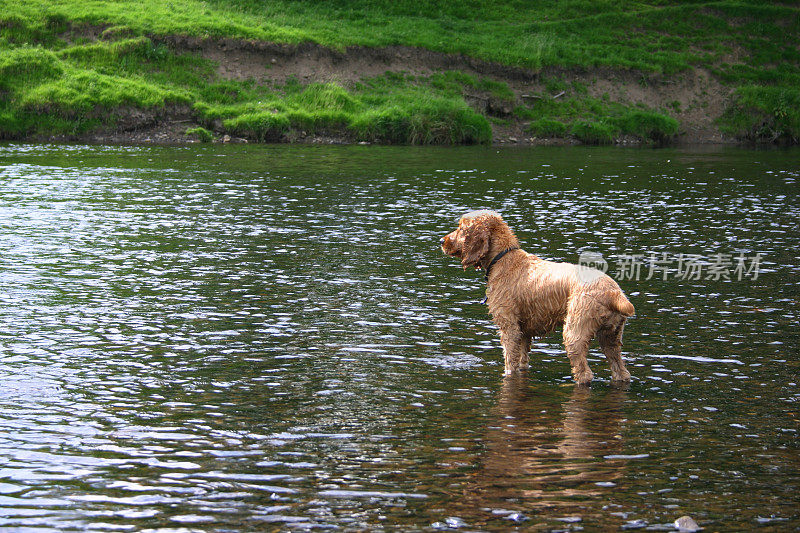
[0,144,797,530]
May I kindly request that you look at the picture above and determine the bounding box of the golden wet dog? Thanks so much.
[441,210,634,385]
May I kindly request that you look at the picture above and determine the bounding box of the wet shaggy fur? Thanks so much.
[441,210,635,385]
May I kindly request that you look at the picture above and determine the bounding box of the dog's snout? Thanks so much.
[440,237,445,245]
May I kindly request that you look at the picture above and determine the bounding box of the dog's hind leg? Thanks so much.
[598,323,631,382]
[563,318,594,385]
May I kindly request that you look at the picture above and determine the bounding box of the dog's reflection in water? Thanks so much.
[458,375,630,524]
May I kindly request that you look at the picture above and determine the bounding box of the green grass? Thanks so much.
[0,22,494,143]
[3,0,797,74]
[0,47,63,88]
[520,94,679,144]
[199,81,491,144]
[21,70,189,113]
[429,71,514,102]
[350,98,491,145]
[570,120,617,145]
[0,0,797,144]
[719,86,800,143]
[527,118,568,138]
[186,126,213,142]
[614,110,679,143]
[0,40,190,137]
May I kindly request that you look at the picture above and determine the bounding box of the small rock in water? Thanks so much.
[645,524,681,531]
[755,516,788,524]
[506,512,528,522]
[222,134,231,143]
[431,516,468,529]
[621,519,647,530]
[445,516,467,528]
[674,515,700,532]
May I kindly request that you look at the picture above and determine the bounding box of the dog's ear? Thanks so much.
[461,219,490,269]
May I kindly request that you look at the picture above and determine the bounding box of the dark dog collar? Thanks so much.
[484,247,519,281]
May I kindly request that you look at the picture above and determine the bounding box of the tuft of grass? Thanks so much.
[613,110,679,143]
[19,69,189,113]
[285,109,351,133]
[0,47,64,89]
[0,41,190,137]
[570,120,617,144]
[527,118,568,137]
[720,86,800,143]
[186,126,213,142]
[200,81,491,144]
[56,37,214,86]
[223,111,290,141]
[292,83,359,113]
[350,97,491,145]
[518,91,678,143]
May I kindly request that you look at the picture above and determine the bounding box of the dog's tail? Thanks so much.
[611,292,635,316]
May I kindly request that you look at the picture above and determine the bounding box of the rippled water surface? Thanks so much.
[0,143,798,531]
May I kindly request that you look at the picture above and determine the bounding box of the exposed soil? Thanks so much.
[47,32,738,146]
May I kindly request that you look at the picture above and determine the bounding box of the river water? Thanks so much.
[0,143,797,531]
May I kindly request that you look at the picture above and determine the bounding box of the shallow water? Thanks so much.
[0,143,797,531]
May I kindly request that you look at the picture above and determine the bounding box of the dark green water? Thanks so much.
[0,143,797,531]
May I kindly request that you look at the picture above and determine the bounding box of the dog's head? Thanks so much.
[441,210,516,270]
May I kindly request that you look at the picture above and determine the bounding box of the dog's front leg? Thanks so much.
[499,325,529,375]
[519,335,531,369]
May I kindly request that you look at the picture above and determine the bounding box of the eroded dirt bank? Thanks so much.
[47,34,738,146]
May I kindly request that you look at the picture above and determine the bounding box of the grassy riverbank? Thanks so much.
[1,1,798,145]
